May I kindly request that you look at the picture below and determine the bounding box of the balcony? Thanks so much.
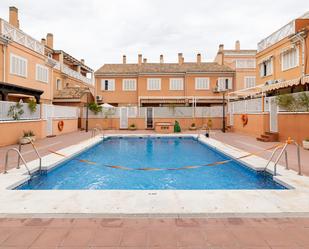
[62,65,94,86]
[0,19,44,55]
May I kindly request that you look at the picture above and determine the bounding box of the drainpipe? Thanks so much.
[2,45,6,82]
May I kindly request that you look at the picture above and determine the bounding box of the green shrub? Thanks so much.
[276,94,297,111]
[297,92,309,111]
[7,102,24,120]
[27,98,37,113]
[87,102,102,114]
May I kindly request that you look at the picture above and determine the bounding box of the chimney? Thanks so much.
[81,59,85,64]
[138,54,142,65]
[219,44,224,52]
[178,53,183,65]
[46,33,54,49]
[9,6,19,28]
[197,53,201,64]
[41,38,46,46]
[160,54,164,64]
[122,55,126,64]
[143,58,147,64]
[235,40,240,51]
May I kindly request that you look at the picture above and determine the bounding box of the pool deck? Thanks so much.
[0,132,309,217]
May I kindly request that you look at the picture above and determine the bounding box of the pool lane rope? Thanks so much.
[48,143,284,172]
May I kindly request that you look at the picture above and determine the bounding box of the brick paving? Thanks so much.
[0,217,308,248]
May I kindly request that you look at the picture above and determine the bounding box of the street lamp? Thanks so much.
[84,88,91,132]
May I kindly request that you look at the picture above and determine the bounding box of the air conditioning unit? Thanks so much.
[96,95,103,102]
[265,80,275,86]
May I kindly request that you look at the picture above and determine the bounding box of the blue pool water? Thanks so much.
[17,137,285,190]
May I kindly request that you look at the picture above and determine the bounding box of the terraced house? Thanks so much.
[0,6,94,146]
[214,40,257,91]
[228,11,309,143]
[95,53,235,107]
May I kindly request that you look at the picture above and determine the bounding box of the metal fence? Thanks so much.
[0,100,40,121]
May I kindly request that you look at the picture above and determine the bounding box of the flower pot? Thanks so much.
[128,127,137,131]
[20,136,36,145]
[189,126,197,131]
[303,140,309,150]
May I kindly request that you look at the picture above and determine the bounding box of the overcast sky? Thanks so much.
[1,0,308,69]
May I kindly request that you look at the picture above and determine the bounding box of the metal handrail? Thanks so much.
[264,140,302,176]
[4,148,31,175]
[17,137,42,172]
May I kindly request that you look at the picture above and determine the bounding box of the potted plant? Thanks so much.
[189,123,197,130]
[87,102,102,115]
[303,138,309,150]
[128,123,137,130]
[20,130,36,144]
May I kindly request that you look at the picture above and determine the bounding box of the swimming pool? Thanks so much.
[17,136,285,190]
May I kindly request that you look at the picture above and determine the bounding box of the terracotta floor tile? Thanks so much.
[203,227,238,247]
[99,218,124,228]
[148,228,178,247]
[0,218,27,227]
[176,227,207,247]
[24,218,53,227]
[228,227,268,247]
[60,228,95,247]
[176,218,200,227]
[91,228,122,246]
[255,227,298,247]
[0,228,15,245]
[30,228,70,248]
[72,218,100,228]
[148,218,176,228]
[48,218,75,228]
[120,228,148,247]
[122,218,150,228]
[1,228,44,247]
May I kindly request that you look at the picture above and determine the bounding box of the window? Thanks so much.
[56,79,62,90]
[218,77,233,91]
[122,79,136,91]
[169,78,184,90]
[36,64,49,83]
[101,79,115,91]
[259,58,273,77]
[235,59,256,69]
[10,53,27,77]
[147,78,161,90]
[244,76,256,88]
[195,78,209,90]
[281,48,298,71]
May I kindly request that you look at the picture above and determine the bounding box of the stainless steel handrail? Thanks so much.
[264,140,302,176]
[4,148,31,175]
[17,137,42,172]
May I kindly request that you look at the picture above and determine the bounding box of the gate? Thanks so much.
[120,107,128,129]
[269,97,278,132]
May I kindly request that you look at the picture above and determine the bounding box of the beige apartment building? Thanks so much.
[95,53,235,107]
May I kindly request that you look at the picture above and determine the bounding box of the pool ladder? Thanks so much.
[264,139,301,176]
[3,137,42,177]
[91,127,104,138]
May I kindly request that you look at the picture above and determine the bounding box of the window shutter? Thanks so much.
[110,80,115,91]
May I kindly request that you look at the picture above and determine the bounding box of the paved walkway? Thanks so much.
[0,217,308,248]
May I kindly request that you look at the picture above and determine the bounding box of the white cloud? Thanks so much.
[1,0,308,69]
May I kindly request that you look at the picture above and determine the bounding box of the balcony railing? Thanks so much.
[257,21,295,52]
[62,65,94,85]
[0,19,44,55]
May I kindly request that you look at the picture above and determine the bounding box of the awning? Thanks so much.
[262,77,302,92]
[0,81,43,103]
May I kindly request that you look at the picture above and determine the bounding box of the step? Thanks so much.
[256,137,270,142]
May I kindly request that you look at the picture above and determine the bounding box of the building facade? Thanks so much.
[256,13,309,94]
[214,41,257,91]
[95,53,235,107]
[0,6,94,105]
